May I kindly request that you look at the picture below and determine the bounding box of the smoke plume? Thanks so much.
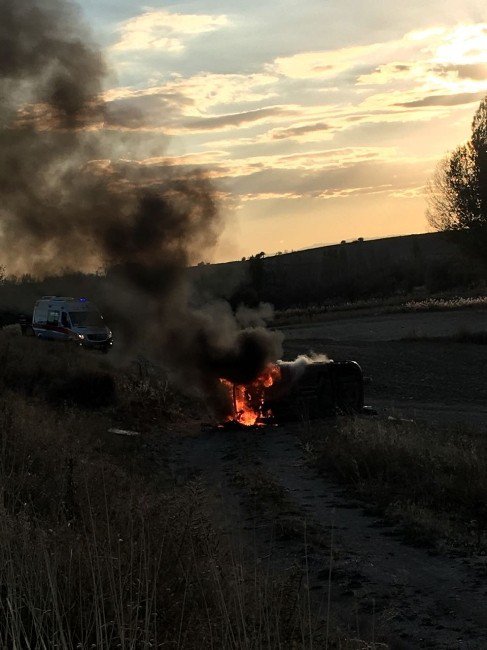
[0,0,282,414]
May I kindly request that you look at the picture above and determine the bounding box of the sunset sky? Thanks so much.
[83,0,486,261]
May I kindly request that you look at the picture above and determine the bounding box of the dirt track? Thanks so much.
[168,308,487,647]
[169,424,487,648]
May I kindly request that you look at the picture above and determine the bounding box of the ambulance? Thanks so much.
[30,296,113,352]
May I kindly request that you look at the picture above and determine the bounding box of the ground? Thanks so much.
[2,307,486,647]
[282,308,487,429]
[166,307,487,648]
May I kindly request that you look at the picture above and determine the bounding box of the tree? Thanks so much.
[427,95,487,262]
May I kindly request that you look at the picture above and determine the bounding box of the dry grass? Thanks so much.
[397,296,487,313]
[0,328,116,406]
[273,295,487,327]
[0,331,346,649]
[0,329,191,429]
[306,417,487,553]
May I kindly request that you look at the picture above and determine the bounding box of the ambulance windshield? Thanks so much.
[69,311,104,327]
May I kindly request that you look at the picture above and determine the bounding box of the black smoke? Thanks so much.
[0,0,282,414]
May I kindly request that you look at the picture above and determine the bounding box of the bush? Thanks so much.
[46,369,116,407]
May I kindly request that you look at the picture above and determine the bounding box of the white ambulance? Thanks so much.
[31,296,113,352]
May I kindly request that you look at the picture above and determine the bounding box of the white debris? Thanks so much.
[108,428,140,437]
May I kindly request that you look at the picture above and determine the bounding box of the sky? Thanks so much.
[81,0,487,262]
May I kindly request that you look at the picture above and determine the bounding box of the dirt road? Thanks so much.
[168,423,487,648]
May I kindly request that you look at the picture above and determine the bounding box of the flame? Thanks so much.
[221,363,281,426]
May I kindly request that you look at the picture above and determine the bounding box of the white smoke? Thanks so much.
[278,352,332,382]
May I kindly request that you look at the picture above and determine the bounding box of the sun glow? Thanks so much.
[427,25,487,94]
[434,24,487,65]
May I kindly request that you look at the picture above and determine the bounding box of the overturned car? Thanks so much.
[266,359,365,421]
[221,357,367,427]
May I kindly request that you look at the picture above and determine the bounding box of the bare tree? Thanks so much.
[427,96,487,261]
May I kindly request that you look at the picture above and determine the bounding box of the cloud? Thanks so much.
[105,90,193,128]
[434,63,487,81]
[102,93,293,134]
[129,146,402,183]
[270,121,332,141]
[358,60,487,92]
[136,152,228,167]
[158,72,279,112]
[357,61,421,86]
[225,155,433,202]
[264,147,399,170]
[181,106,298,132]
[270,42,387,79]
[111,9,229,53]
[238,185,396,202]
[433,23,487,65]
[356,23,487,97]
[101,142,434,238]
[397,90,487,107]
[100,73,282,131]
[239,192,303,202]
[389,186,426,199]
[101,21,487,145]
[96,16,487,253]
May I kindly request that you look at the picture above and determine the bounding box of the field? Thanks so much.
[281,307,487,429]
[1,301,487,648]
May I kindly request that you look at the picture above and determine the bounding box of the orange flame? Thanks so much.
[221,363,281,426]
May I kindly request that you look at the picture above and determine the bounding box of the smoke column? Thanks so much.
[0,0,282,414]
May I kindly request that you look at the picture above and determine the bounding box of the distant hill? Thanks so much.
[0,232,484,321]
[193,232,485,308]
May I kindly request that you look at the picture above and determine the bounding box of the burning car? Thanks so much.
[221,357,365,426]
[22,296,113,352]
